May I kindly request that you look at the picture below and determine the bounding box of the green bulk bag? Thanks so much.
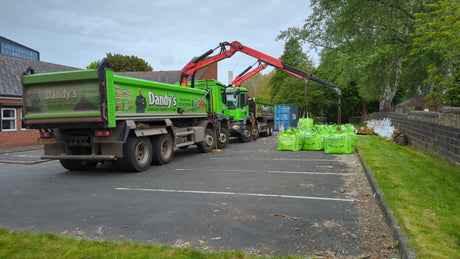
[324,130,357,154]
[313,124,325,132]
[298,117,314,129]
[278,129,303,151]
[302,131,324,151]
[344,124,356,133]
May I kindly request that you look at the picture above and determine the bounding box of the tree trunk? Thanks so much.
[379,57,402,112]
[362,99,368,115]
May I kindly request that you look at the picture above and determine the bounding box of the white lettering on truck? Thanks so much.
[45,89,77,100]
[148,91,177,108]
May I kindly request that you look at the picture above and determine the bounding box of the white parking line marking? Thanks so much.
[15,155,41,158]
[115,187,360,202]
[175,168,348,176]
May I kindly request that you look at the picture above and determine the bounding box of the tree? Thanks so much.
[315,47,378,122]
[269,38,314,116]
[240,70,274,101]
[279,0,428,112]
[412,0,460,107]
[87,53,153,72]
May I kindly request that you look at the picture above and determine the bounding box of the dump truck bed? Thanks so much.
[23,69,209,129]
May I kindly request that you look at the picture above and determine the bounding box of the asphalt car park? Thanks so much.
[0,134,399,258]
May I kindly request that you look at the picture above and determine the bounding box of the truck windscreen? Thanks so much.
[226,92,238,109]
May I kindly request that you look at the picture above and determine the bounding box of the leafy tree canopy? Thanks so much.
[278,0,455,111]
[412,0,460,107]
[87,53,153,72]
[269,38,318,118]
[240,70,274,101]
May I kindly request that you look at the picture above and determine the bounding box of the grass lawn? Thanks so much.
[357,135,460,258]
[0,229,263,259]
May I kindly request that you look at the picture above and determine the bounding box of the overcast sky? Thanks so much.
[1,0,313,84]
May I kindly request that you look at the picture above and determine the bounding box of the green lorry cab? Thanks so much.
[22,63,227,172]
[188,79,230,148]
[226,87,274,142]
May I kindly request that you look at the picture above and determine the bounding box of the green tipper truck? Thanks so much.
[226,87,274,142]
[22,62,223,172]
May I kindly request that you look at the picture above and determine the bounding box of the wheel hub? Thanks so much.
[243,129,251,137]
[136,143,148,163]
[206,135,214,146]
[219,133,227,143]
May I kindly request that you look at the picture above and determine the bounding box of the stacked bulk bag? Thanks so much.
[301,130,324,151]
[298,117,314,130]
[278,128,303,151]
[324,130,357,154]
[276,122,357,154]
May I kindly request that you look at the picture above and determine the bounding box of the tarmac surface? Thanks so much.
[0,135,400,258]
[0,145,46,164]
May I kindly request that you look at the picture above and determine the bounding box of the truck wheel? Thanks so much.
[198,128,216,153]
[217,127,229,149]
[239,124,252,143]
[268,124,274,136]
[59,159,98,171]
[151,134,173,165]
[123,136,153,172]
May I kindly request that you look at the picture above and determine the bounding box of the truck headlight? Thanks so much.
[231,124,240,130]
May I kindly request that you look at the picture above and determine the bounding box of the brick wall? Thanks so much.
[0,125,39,148]
[363,107,460,166]
[199,62,218,80]
[0,99,39,149]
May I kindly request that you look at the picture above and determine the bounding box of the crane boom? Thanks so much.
[231,61,268,87]
[180,41,341,96]
[180,41,342,124]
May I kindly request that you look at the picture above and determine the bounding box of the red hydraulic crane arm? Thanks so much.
[231,61,268,87]
[180,41,341,97]
[180,40,343,124]
[180,42,239,87]
[230,41,342,97]
[179,41,281,88]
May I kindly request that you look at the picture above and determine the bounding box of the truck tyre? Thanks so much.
[239,124,252,143]
[123,136,153,172]
[198,128,216,153]
[268,123,274,136]
[59,159,98,171]
[151,134,173,165]
[217,127,229,149]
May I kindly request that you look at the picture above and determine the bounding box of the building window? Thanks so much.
[0,38,39,60]
[1,108,17,131]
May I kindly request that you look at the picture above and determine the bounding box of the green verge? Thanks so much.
[0,229,303,259]
[0,229,248,259]
[357,135,460,258]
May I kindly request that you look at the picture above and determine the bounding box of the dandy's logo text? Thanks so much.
[148,91,177,108]
[45,89,77,100]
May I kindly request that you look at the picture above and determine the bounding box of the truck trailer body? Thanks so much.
[22,65,220,172]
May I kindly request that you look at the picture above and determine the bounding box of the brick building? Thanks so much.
[395,95,444,113]
[0,53,79,148]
